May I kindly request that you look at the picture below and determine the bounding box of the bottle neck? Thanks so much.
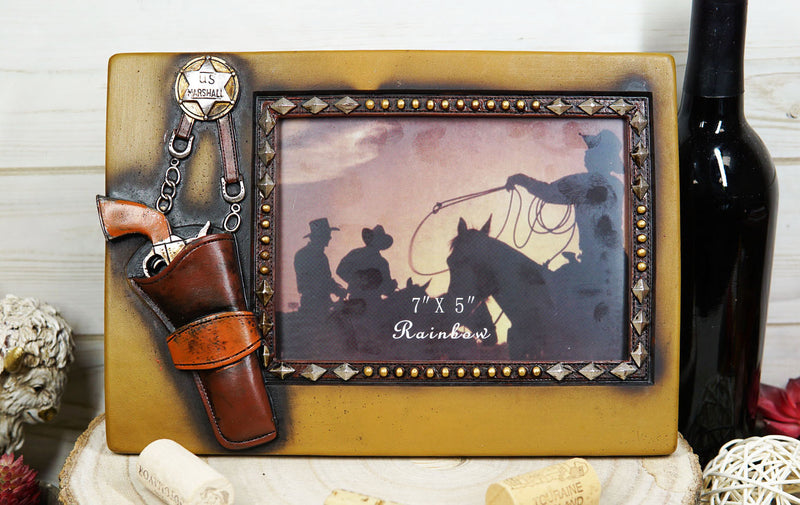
[679,94,745,124]
[683,0,748,98]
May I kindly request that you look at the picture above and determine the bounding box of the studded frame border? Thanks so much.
[252,93,654,385]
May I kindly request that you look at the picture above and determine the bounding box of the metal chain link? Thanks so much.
[156,158,182,213]
[223,203,242,232]
[157,115,245,231]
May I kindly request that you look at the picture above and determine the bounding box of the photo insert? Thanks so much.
[275,116,629,363]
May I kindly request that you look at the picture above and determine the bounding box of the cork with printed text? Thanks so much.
[486,458,601,505]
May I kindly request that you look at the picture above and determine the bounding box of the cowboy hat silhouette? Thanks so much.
[304,218,340,239]
[361,225,393,250]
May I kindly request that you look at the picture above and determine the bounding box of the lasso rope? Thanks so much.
[407,185,577,277]
[495,187,577,267]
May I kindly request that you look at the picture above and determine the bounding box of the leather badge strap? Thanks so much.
[167,311,261,370]
[216,114,240,186]
[175,112,195,140]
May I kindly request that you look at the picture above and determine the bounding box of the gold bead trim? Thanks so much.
[260,96,652,120]
[255,93,654,384]
[260,96,652,124]
[313,364,557,382]
[268,360,646,382]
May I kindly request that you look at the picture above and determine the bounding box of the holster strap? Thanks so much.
[167,310,260,370]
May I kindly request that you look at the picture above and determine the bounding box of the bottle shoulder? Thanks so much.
[678,117,777,200]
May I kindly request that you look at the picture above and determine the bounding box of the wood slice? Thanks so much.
[59,416,701,505]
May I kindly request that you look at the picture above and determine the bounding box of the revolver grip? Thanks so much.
[97,196,172,244]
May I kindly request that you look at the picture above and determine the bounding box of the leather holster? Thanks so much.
[131,233,277,450]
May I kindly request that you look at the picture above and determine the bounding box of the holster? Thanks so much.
[130,233,277,450]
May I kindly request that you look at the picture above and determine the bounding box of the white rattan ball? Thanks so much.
[701,435,800,505]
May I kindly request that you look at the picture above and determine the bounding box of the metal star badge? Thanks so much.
[174,56,239,121]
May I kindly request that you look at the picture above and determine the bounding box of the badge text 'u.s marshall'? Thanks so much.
[174,55,239,121]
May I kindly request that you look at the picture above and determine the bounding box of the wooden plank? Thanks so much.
[0,1,798,167]
[0,168,105,334]
[766,161,800,325]
[0,120,797,339]
[762,324,800,388]
[741,57,800,160]
[1,159,792,334]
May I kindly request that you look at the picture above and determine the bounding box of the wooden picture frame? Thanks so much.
[104,51,680,455]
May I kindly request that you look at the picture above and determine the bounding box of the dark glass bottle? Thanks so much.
[678,0,778,465]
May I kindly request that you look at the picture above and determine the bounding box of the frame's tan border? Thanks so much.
[105,51,679,456]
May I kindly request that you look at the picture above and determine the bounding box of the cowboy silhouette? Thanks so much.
[336,225,398,309]
[294,218,346,316]
[505,129,625,330]
[506,129,624,272]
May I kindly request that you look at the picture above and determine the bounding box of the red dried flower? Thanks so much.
[758,377,800,438]
[0,453,41,505]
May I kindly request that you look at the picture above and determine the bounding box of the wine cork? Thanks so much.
[325,489,405,505]
[486,458,601,505]
[137,439,234,505]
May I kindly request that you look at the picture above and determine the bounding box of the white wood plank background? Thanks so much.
[1,0,798,486]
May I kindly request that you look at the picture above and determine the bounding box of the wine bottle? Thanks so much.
[677,0,779,465]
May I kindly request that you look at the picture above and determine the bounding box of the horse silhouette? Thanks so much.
[447,216,557,360]
[446,216,627,360]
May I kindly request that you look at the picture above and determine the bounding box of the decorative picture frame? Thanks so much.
[103,51,680,456]
[257,92,653,384]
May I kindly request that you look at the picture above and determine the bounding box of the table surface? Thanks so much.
[59,416,702,505]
